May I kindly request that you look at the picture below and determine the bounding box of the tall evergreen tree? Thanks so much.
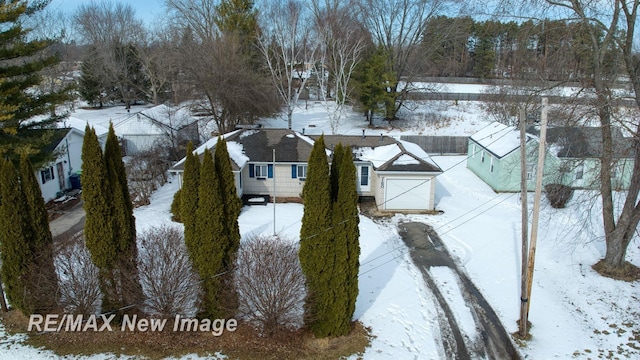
[181,142,200,249]
[18,154,59,312]
[193,149,226,318]
[330,145,360,336]
[0,0,73,161]
[104,123,141,309]
[352,46,396,126]
[82,125,119,312]
[213,137,242,268]
[330,143,345,202]
[214,0,261,68]
[299,135,335,337]
[0,159,36,313]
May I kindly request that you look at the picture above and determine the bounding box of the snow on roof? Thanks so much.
[470,121,523,158]
[173,129,243,169]
[398,140,439,168]
[62,117,108,136]
[227,141,249,168]
[114,105,197,135]
[392,154,420,166]
[355,143,402,168]
[139,104,196,129]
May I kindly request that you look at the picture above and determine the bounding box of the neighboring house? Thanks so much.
[170,129,443,212]
[466,121,634,192]
[114,104,199,156]
[38,121,107,202]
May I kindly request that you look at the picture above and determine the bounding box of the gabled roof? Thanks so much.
[320,135,442,173]
[114,105,197,136]
[534,127,634,159]
[470,121,532,159]
[170,128,313,172]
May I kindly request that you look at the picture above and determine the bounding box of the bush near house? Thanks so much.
[545,183,574,208]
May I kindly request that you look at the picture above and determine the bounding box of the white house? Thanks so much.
[170,129,443,212]
[114,104,199,156]
[37,119,107,202]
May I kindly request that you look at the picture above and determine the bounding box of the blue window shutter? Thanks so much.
[268,164,273,178]
[249,164,255,177]
[40,171,46,184]
[291,164,297,178]
[50,167,54,180]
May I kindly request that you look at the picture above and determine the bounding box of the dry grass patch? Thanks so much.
[1,312,370,360]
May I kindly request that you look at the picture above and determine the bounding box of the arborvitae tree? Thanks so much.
[18,154,59,312]
[193,149,226,318]
[331,145,360,336]
[213,137,242,267]
[104,123,141,310]
[330,143,345,202]
[171,188,183,222]
[82,125,119,312]
[181,142,200,248]
[0,159,36,313]
[0,1,73,161]
[299,135,335,337]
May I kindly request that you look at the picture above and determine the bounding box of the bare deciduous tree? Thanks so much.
[125,145,171,206]
[235,235,306,336]
[311,0,369,134]
[258,0,317,130]
[354,0,448,120]
[74,2,148,107]
[138,225,201,317]
[55,233,102,314]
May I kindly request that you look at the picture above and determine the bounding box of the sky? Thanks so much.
[48,0,164,25]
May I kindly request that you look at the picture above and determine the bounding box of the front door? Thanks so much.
[56,162,65,191]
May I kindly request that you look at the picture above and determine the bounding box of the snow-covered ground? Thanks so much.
[1,98,638,359]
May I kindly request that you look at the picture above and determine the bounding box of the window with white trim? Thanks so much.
[297,165,307,180]
[255,164,268,178]
[360,166,369,186]
[40,166,54,184]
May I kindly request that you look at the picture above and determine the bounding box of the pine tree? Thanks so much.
[193,149,226,318]
[214,0,261,69]
[78,46,107,107]
[82,125,119,312]
[18,154,59,312]
[332,145,360,335]
[104,123,141,310]
[181,142,200,249]
[0,159,36,313]
[0,1,72,161]
[213,137,242,268]
[299,135,335,337]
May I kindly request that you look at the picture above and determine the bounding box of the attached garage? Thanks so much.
[383,178,432,211]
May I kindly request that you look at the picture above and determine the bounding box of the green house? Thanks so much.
[466,122,634,192]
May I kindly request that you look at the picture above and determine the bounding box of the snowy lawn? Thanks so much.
[1,99,638,359]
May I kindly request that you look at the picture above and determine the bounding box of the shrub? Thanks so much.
[235,235,306,336]
[544,183,574,208]
[171,188,182,222]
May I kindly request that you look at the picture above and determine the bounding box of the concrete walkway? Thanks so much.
[49,200,85,240]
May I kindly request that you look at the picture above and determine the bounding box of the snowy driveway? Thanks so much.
[398,222,521,360]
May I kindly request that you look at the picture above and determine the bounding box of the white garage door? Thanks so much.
[384,178,431,210]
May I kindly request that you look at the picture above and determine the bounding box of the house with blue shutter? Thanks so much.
[170,128,443,211]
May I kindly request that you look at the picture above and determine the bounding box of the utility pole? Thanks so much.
[273,148,276,236]
[523,97,549,336]
[518,106,530,338]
